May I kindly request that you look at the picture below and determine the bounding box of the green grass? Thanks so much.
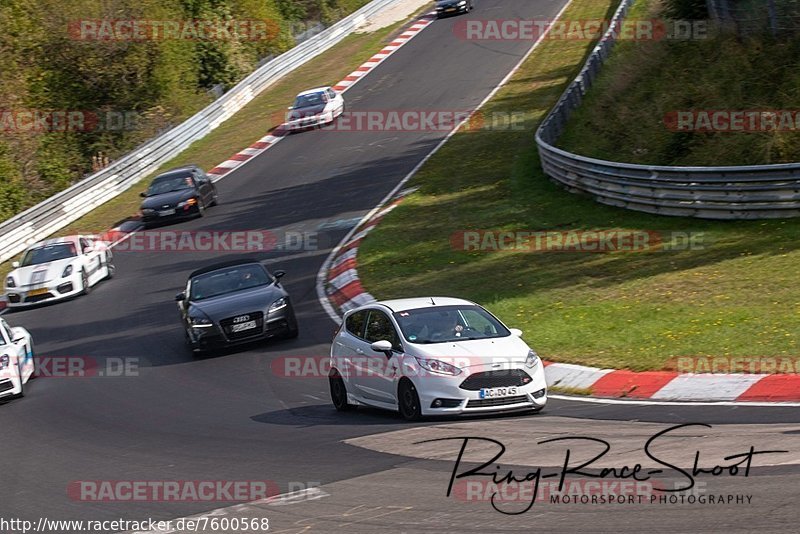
[558,0,800,165]
[0,14,416,278]
[356,0,800,371]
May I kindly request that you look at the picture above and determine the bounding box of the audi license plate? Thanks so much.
[479,386,518,399]
[231,320,257,333]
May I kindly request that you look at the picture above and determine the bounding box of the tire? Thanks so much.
[209,189,218,207]
[197,198,206,217]
[329,370,353,411]
[398,379,422,421]
[81,270,91,295]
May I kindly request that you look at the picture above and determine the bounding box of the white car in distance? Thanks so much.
[285,86,345,131]
[329,297,547,420]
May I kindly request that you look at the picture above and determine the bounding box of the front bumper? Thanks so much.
[187,306,296,351]
[415,364,547,416]
[0,376,21,399]
[436,4,469,17]
[141,204,201,226]
[286,112,332,131]
[5,276,83,308]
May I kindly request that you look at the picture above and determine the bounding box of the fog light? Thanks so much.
[532,388,546,399]
[433,399,442,408]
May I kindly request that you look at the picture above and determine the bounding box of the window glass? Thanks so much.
[365,311,402,351]
[345,310,367,338]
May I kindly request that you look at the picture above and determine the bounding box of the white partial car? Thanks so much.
[4,235,114,308]
[0,317,34,400]
[285,86,345,131]
[329,297,547,420]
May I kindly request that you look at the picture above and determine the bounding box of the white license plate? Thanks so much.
[231,320,257,333]
[158,209,176,216]
[480,386,518,399]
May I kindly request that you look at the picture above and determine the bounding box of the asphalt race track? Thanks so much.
[2,1,799,532]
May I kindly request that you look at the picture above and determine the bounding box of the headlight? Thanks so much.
[458,0,467,4]
[177,198,197,208]
[5,276,15,288]
[190,316,213,328]
[525,349,540,369]
[62,265,73,278]
[0,355,9,370]
[269,297,288,313]
[415,357,462,376]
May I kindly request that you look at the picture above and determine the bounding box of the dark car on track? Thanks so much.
[176,259,298,353]
[139,165,218,227]
[435,0,474,18]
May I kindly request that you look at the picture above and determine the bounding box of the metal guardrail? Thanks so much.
[535,0,800,220]
[0,0,399,263]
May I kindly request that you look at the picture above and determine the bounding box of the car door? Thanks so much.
[192,171,213,205]
[1,319,31,382]
[326,88,343,115]
[359,309,404,405]
[333,310,368,396]
[79,237,103,284]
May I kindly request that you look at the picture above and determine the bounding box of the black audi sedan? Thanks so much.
[139,165,217,227]
[176,259,298,354]
[435,0,474,18]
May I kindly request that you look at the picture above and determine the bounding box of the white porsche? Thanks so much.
[329,296,547,420]
[0,317,34,400]
[4,235,114,308]
[285,86,345,131]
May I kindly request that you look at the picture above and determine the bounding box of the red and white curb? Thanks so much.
[323,188,416,313]
[207,14,435,181]
[543,362,800,403]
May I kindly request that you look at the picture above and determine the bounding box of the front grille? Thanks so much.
[0,380,14,393]
[460,369,532,391]
[220,311,264,340]
[467,395,529,408]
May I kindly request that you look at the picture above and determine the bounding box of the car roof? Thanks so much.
[296,87,330,96]
[189,258,266,279]
[25,235,82,250]
[152,165,200,180]
[374,296,477,313]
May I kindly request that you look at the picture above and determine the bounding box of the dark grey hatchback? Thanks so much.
[176,259,298,353]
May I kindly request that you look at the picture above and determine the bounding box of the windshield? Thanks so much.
[21,243,78,266]
[393,305,510,344]
[293,92,325,108]
[189,264,271,301]
[146,174,194,196]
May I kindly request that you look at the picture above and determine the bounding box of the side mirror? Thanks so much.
[175,292,185,302]
[139,191,147,198]
[273,270,286,280]
[370,340,393,357]
[11,261,19,269]
[509,328,523,337]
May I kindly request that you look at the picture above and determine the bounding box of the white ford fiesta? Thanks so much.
[4,235,114,308]
[329,297,547,420]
